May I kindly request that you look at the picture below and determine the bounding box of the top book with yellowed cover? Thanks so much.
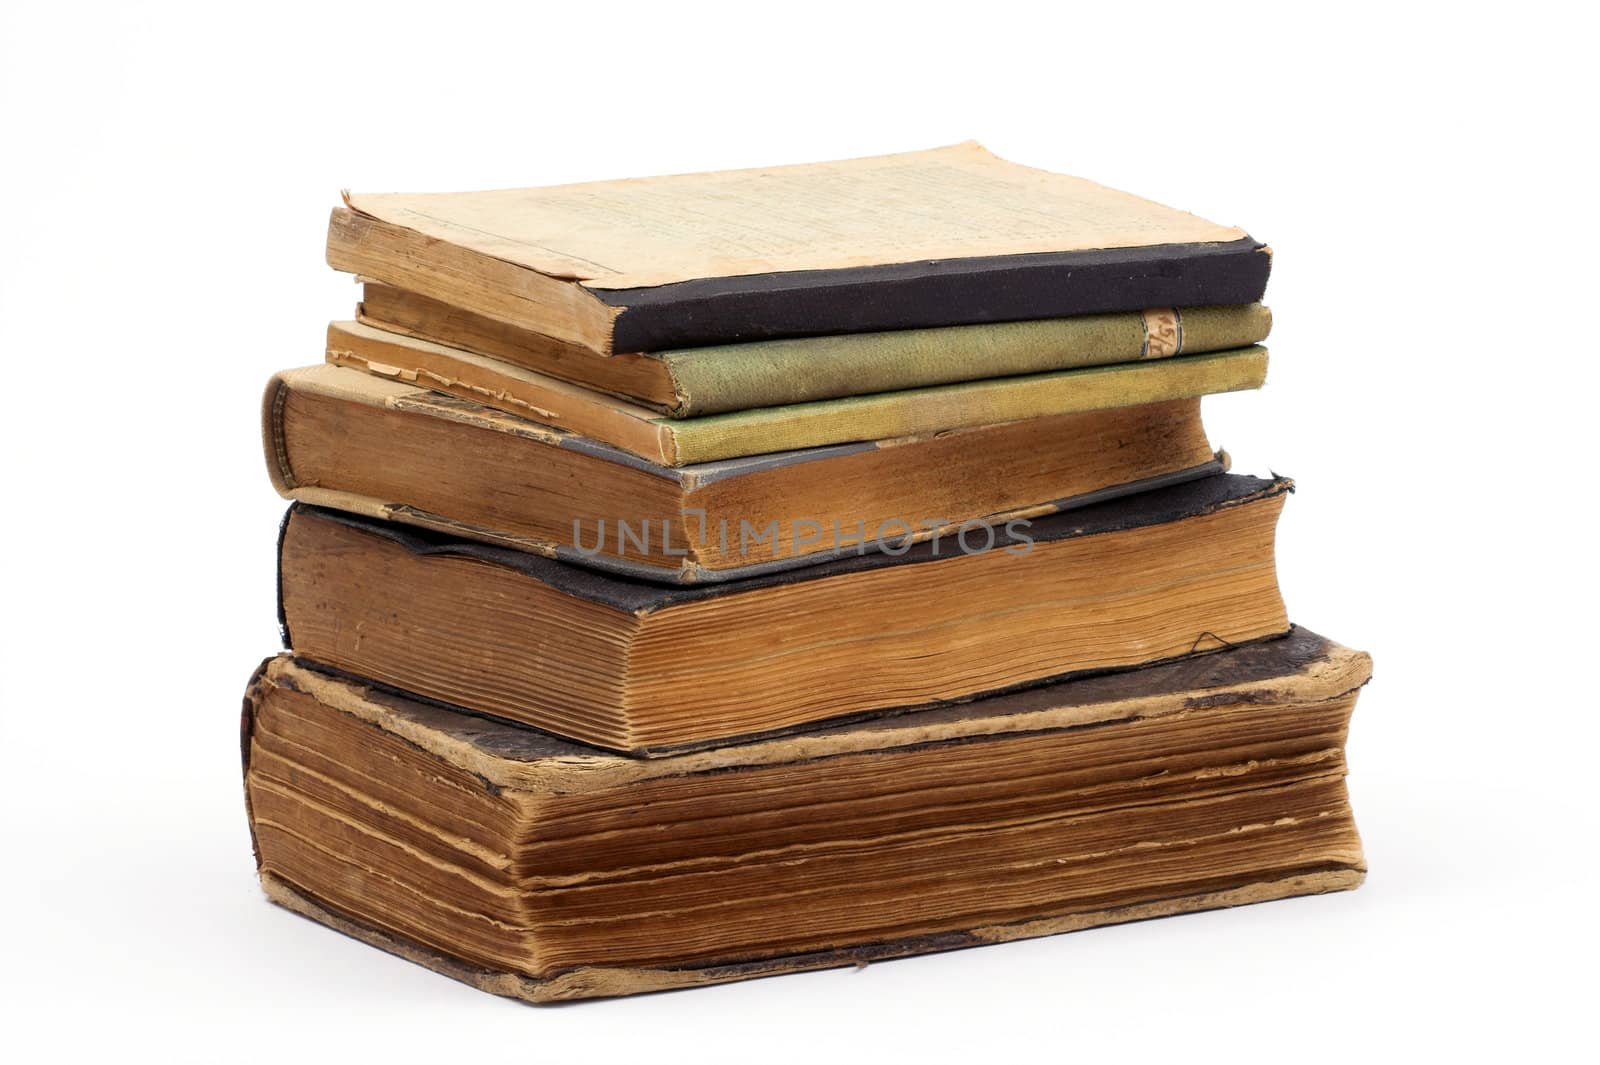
[328,143,1270,355]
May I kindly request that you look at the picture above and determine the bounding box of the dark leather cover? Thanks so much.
[599,238,1271,351]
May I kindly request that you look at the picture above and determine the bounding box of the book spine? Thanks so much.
[662,346,1269,467]
[661,304,1271,416]
[602,239,1272,352]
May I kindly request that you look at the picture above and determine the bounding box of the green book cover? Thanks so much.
[660,304,1272,416]
[659,346,1269,465]
[359,284,1269,417]
[328,320,1269,466]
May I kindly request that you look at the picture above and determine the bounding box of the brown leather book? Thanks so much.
[243,628,1369,1003]
[262,362,1235,583]
[277,474,1294,753]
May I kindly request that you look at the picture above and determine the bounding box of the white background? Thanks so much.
[2,1,1595,1060]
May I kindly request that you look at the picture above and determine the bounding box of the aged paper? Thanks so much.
[344,143,1248,290]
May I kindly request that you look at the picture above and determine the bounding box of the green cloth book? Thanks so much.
[360,281,1272,416]
[327,319,1269,466]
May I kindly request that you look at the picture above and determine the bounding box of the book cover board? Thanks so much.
[331,143,1271,353]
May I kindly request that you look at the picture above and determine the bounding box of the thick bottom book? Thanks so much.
[241,628,1369,1002]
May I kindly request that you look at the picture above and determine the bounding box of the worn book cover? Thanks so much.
[243,628,1369,1002]
[276,475,1294,752]
[329,143,1271,354]
[263,363,1231,581]
[357,283,1273,416]
[324,321,1268,465]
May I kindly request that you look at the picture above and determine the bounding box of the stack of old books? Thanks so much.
[245,143,1370,1002]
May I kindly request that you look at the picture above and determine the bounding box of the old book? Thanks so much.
[242,627,1369,1003]
[358,282,1274,416]
[322,322,1267,465]
[263,363,1231,582]
[328,143,1271,354]
[276,474,1293,753]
